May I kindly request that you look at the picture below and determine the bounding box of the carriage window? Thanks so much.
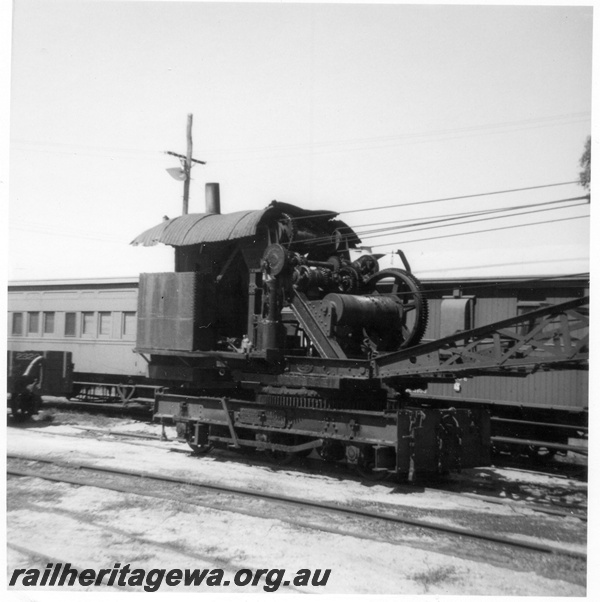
[43,312,55,334]
[82,312,95,336]
[28,312,40,334]
[65,312,76,336]
[516,301,544,336]
[123,311,136,337]
[99,312,112,336]
[12,313,23,336]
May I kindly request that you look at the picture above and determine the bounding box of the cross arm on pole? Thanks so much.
[164,151,206,165]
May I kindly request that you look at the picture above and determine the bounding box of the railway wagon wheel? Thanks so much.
[176,421,213,456]
[189,443,213,455]
[352,445,391,481]
[365,268,429,350]
[10,390,42,422]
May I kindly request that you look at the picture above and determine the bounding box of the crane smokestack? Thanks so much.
[205,183,221,215]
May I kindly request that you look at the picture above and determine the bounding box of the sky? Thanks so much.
[2,3,598,596]
[4,0,595,281]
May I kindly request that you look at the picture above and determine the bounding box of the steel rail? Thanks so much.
[104,429,587,521]
[7,464,429,557]
[36,397,153,418]
[429,487,587,522]
[492,435,588,455]
[21,399,590,464]
[7,453,586,560]
[8,452,587,522]
[9,423,587,517]
[70,425,167,441]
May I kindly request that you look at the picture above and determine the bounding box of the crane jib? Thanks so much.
[373,296,589,379]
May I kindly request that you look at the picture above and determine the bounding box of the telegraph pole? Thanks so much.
[182,113,193,214]
[165,113,206,215]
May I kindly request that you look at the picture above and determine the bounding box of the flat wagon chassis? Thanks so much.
[155,393,490,479]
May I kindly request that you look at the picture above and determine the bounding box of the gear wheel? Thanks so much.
[335,266,360,294]
[365,268,429,349]
[277,212,297,245]
[351,254,380,283]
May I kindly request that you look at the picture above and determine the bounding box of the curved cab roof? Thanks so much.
[131,201,358,247]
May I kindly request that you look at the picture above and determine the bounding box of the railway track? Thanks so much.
[7,417,587,592]
[38,396,153,419]
[9,416,587,522]
[18,396,590,478]
[82,427,590,522]
[7,451,586,561]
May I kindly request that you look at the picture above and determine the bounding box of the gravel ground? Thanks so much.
[6,409,590,595]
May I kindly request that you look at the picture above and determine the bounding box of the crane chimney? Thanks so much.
[205,183,221,215]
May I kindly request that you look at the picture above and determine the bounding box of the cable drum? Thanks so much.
[325,293,402,329]
[323,293,404,353]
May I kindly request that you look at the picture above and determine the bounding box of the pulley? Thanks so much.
[262,244,289,276]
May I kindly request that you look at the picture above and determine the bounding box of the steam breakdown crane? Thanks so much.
[132,195,589,479]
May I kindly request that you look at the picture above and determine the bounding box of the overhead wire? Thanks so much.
[369,214,589,248]
[289,195,589,249]
[11,110,590,162]
[207,114,591,163]
[194,112,591,155]
[356,198,590,241]
[353,197,588,237]
[349,199,573,231]
[288,181,581,222]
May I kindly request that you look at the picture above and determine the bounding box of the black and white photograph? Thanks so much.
[4,0,594,597]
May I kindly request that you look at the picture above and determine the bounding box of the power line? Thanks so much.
[296,195,588,248]
[357,198,589,241]
[353,197,587,237]
[369,214,589,248]
[288,181,581,223]
[340,181,581,215]
[207,114,591,162]
[11,111,590,155]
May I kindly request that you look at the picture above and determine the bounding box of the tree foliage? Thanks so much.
[579,136,591,191]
